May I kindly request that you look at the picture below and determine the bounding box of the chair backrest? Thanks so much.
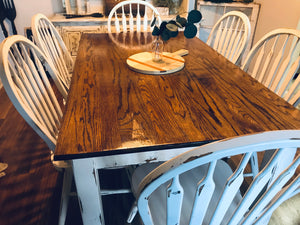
[136,130,300,225]
[31,13,73,90]
[206,11,251,65]
[107,0,161,33]
[242,28,300,107]
[0,35,67,151]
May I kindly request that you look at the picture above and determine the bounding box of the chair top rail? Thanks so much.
[137,130,300,195]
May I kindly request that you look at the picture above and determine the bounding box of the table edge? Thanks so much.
[54,140,216,161]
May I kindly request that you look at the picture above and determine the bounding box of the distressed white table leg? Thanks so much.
[72,158,105,225]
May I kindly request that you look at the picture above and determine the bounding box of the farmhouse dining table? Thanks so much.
[54,32,300,225]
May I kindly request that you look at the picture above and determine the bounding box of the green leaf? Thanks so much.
[152,26,160,36]
[160,21,168,32]
[184,23,197,38]
[168,20,177,25]
[168,29,178,38]
[176,17,187,27]
[187,10,202,24]
[176,21,183,28]
[166,23,178,32]
[161,29,170,41]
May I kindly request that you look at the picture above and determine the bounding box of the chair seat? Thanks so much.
[132,160,242,225]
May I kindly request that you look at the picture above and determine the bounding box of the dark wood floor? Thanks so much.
[0,87,62,225]
[0,87,136,225]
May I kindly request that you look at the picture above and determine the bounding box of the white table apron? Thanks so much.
[72,146,195,225]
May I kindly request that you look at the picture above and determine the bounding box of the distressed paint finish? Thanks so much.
[72,159,104,225]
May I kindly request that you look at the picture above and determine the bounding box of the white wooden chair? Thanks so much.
[0,35,70,225]
[206,11,251,65]
[127,130,300,224]
[242,28,300,108]
[107,0,161,33]
[31,13,73,90]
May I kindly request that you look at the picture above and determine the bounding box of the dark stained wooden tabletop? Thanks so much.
[54,32,300,160]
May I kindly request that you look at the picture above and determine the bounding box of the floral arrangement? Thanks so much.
[151,9,203,41]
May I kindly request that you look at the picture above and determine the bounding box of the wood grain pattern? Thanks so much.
[55,32,300,160]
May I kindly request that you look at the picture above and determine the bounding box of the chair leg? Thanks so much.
[58,167,73,225]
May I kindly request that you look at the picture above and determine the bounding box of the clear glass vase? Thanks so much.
[152,38,164,62]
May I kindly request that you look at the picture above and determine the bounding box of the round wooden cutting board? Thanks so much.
[126,51,186,75]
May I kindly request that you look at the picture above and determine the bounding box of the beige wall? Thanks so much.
[13,0,63,35]
[254,0,300,44]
